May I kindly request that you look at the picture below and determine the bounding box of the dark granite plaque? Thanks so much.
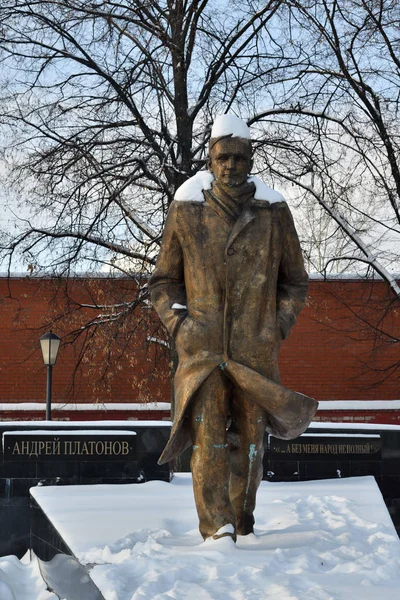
[0,423,171,556]
[2,431,137,462]
[269,433,381,461]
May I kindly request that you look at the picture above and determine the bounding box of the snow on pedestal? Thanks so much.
[29,475,400,600]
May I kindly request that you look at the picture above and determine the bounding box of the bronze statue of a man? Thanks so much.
[149,115,318,542]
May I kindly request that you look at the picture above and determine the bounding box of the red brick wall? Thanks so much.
[282,279,400,400]
[0,277,170,406]
[0,276,399,407]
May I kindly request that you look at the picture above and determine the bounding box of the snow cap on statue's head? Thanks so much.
[209,114,252,153]
[211,114,251,140]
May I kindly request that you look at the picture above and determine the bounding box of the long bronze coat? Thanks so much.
[150,191,315,464]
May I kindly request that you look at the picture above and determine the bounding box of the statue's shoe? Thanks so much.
[205,523,237,543]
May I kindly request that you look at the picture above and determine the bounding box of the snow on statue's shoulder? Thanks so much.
[175,172,284,204]
[174,171,214,202]
[248,176,285,204]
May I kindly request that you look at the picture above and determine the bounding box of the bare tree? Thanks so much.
[251,0,400,296]
[0,0,282,275]
[0,0,285,391]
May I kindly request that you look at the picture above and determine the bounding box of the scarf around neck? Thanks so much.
[205,180,255,223]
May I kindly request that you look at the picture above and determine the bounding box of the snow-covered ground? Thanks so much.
[3,474,393,600]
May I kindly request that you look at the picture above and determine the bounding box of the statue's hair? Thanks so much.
[209,134,252,155]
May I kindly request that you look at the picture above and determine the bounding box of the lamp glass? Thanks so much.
[39,332,61,366]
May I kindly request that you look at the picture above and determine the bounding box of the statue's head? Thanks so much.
[208,115,253,188]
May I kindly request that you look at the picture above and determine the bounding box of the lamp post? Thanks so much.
[39,331,61,421]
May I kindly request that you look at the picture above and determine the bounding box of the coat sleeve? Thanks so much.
[276,202,309,340]
[148,201,188,338]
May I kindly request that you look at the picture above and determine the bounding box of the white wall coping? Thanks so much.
[2,400,400,412]
[0,402,171,411]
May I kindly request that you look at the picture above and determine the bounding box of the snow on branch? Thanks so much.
[27,228,156,265]
[147,336,170,349]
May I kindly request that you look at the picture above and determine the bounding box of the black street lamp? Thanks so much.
[39,331,61,421]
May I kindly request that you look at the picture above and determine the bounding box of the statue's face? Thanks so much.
[208,137,252,187]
